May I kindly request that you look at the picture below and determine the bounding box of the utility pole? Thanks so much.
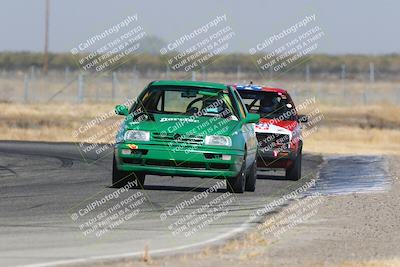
[43,0,50,75]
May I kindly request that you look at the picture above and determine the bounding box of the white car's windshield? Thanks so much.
[239,91,296,120]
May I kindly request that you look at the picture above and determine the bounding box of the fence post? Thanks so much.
[341,64,346,104]
[95,77,100,102]
[369,62,375,83]
[397,88,400,105]
[166,64,170,79]
[131,66,138,98]
[305,64,310,83]
[112,72,117,101]
[292,87,297,100]
[237,65,241,82]
[78,73,84,103]
[30,66,35,101]
[24,74,29,103]
[65,66,70,85]
[30,65,35,79]
[316,82,321,103]
[269,66,273,81]
[363,88,368,105]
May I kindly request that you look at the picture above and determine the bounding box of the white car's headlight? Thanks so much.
[205,135,232,147]
[124,130,150,141]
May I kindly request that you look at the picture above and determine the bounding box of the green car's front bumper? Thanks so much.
[114,143,244,178]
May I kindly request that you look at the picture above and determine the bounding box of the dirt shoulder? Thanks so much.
[238,156,400,267]
[89,156,399,267]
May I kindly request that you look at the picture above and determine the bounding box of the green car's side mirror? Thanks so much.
[115,105,129,116]
[243,113,260,123]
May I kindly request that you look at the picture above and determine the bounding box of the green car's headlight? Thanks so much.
[205,135,232,147]
[124,130,150,142]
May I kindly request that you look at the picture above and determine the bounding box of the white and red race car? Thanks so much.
[234,84,308,180]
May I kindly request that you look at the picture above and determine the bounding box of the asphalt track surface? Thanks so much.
[0,141,322,267]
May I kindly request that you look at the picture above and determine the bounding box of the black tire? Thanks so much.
[227,165,246,193]
[285,151,302,181]
[245,160,257,192]
[112,155,145,188]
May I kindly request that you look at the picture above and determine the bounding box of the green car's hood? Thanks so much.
[126,114,240,136]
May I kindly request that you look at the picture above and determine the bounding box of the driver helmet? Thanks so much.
[260,96,281,113]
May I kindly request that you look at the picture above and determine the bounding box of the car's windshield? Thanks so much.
[238,91,296,120]
[133,85,239,120]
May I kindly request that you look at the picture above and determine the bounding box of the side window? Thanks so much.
[233,90,247,118]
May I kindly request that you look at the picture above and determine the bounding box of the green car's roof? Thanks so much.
[151,80,228,90]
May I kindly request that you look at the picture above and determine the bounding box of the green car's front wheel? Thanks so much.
[112,155,145,188]
[245,160,257,192]
[227,165,246,193]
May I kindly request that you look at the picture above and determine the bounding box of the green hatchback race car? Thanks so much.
[112,80,260,193]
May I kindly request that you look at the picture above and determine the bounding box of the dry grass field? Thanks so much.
[337,259,400,267]
[0,101,399,155]
[304,104,400,154]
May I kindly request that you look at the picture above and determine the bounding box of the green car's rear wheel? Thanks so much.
[112,154,145,188]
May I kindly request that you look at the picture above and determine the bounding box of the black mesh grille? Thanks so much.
[256,133,290,150]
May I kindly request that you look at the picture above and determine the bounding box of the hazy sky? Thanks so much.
[1,0,398,54]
